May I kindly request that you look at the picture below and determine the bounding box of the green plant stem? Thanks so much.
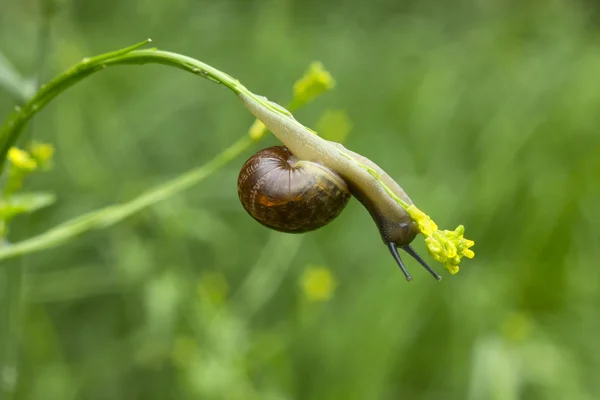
[0,135,254,262]
[0,3,55,397]
[0,39,251,172]
[0,39,314,264]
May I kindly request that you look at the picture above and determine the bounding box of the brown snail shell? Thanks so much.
[237,146,351,233]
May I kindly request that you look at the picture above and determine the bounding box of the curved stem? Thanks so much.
[0,3,54,397]
[0,40,251,172]
[0,135,254,262]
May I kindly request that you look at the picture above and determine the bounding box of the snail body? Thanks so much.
[237,93,440,280]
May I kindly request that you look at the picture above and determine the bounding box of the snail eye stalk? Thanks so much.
[387,242,413,281]
[402,245,442,281]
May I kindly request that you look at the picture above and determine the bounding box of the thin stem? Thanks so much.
[0,2,54,397]
[0,40,249,172]
[0,135,254,263]
[0,262,22,396]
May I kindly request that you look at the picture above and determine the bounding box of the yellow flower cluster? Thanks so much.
[7,148,37,171]
[5,142,55,196]
[406,205,475,274]
[29,141,55,169]
[292,61,336,108]
[248,119,267,141]
[300,266,337,302]
[7,142,55,172]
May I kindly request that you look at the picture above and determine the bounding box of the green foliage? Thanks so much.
[0,142,56,238]
[0,192,55,221]
[1,0,600,399]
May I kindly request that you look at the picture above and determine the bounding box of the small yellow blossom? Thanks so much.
[300,265,337,302]
[248,119,267,141]
[8,147,37,171]
[292,62,336,108]
[29,141,54,168]
[407,205,475,275]
[407,205,438,236]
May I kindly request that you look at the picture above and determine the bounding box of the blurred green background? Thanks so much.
[1,0,600,399]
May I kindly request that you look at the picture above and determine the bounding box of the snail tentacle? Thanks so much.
[387,242,413,281]
[402,245,442,281]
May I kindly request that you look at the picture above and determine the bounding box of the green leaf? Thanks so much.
[0,192,56,221]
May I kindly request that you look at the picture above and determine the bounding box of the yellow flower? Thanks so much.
[407,204,438,236]
[300,266,337,302]
[407,205,475,275]
[248,119,267,141]
[292,62,335,108]
[29,141,54,168]
[8,147,37,171]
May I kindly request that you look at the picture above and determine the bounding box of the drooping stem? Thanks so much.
[0,40,255,171]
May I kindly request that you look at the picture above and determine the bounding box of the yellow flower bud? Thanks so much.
[418,216,474,275]
[462,248,475,258]
[8,147,37,171]
[407,205,438,236]
[29,141,54,167]
[442,238,458,259]
[445,263,460,274]
[248,119,267,141]
[300,266,337,302]
[292,62,335,107]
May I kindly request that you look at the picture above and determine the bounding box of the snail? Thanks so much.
[236,93,441,281]
[238,145,351,234]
